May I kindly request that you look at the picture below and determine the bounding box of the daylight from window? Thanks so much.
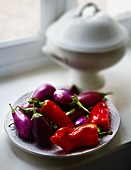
[0,0,131,42]
[0,0,40,41]
[77,0,131,16]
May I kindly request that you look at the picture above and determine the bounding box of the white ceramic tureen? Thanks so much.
[42,3,128,90]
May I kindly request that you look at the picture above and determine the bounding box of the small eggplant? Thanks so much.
[74,116,89,127]
[53,89,73,105]
[78,91,112,108]
[21,102,33,109]
[66,107,85,123]
[32,113,54,147]
[69,85,80,95]
[32,84,56,102]
[9,104,33,140]
[53,89,90,113]
[19,103,40,119]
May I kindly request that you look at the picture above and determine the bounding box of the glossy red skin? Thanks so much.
[32,84,56,102]
[90,100,110,131]
[50,124,99,153]
[40,100,74,128]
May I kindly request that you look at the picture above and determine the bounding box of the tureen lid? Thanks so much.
[46,3,128,53]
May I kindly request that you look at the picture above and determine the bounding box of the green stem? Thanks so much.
[33,101,37,115]
[28,98,44,108]
[98,126,113,135]
[9,103,16,113]
[31,113,42,120]
[66,108,76,116]
[72,94,90,114]
[31,101,43,120]
[99,131,113,135]
[17,106,32,114]
[101,92,113,99]
[9,122,14,127]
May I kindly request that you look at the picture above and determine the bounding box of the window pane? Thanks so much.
[77,0,131,17]
[107,0,131,16]
[0,0,40,41]
[77,0,107,10]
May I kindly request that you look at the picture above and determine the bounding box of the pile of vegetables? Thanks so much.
[9,84,113,153]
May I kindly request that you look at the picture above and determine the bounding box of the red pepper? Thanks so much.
[90,100,110,131]
[50,123,99,153]
[40,100,74,128]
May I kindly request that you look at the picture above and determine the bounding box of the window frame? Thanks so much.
[0,0,76,78]
[0,0,131,78]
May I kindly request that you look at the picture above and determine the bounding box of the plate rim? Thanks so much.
[4,92,120,158]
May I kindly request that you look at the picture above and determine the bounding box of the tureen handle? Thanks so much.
[76,2,100,17]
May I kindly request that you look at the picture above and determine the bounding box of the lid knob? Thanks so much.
[76,2,100,17]
[46,2,128,53]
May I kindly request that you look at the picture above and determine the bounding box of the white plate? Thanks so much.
[4,92,120,158]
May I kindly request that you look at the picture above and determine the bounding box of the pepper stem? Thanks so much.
[101,92,113,99]
[98,126,113,135]
[72,94,90,113]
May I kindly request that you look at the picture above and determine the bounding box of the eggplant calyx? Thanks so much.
[28,98,42,108]
[17,106,32,114]
[66,108,76,116]
[72,94,90,114]
[9,103,17,114]
[31,113,42,120]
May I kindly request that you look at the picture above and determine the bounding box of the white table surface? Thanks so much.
[1,50,131,170]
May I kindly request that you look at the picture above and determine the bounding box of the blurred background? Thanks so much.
[0,0,40,40]
[0,0,131,41]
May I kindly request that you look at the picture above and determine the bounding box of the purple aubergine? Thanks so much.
[77,91,112,108]
[53,89,73,105]
[69,85,80,95]
[19,103,40,119]
[54,89,90,113]
[74,116,89,127]
[9,104,33,140]
[66,107,85,122]
[32,113,54,147]
[21,102,33,109]
[32,84,56,102]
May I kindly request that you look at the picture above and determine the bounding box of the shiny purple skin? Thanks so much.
[66,107,85,123]
[53,89,73,105]
[21,103,33,109]
[32,115,54,147]
[77,91,106,108]
[69,85,80,95]
[32,84,56,102]
[19,103,40,118]
[12,108,33,140]
[74,116,89,127]
[60,85,80,95]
